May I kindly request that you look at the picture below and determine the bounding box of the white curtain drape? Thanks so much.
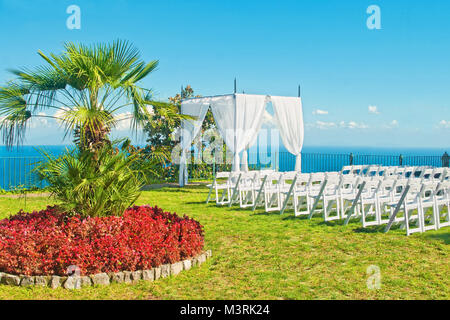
[271,96,304,171]
[236,94,268,172]
[210,94,267,172]
[179,98,210,186]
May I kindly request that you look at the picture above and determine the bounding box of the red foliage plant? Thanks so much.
[0,206,204,276]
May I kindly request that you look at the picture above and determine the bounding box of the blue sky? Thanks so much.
[0,0,450,148]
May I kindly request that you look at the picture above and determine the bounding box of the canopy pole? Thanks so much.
[180,85,186,186]
[234,78,237,93]
[298,84,301,97]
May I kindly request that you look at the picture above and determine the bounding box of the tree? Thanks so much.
[0,40,180,153]
[142,85,217,181]
[144,85,214,151]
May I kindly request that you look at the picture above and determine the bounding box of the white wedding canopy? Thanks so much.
[179,93,304,186]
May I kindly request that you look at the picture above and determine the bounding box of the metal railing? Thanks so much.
[0,151,448,190]
[0,157,46,191]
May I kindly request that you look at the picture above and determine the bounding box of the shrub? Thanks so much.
[0,205,204,276]
[35,140,153,217]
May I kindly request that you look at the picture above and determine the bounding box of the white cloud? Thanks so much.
[438,120,450,129]
[307,120,337,130]
[368,105,380,114]
[340,121,369,129]
[312,109,329,115]
[114,112,133,131]
[385,120,399,128]
[29,112,49,128]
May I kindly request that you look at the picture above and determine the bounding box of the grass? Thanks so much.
[0,185,448,300]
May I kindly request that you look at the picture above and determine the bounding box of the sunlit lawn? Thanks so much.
[0,185,448,300]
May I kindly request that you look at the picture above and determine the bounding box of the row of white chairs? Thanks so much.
[205,166,450,236]
[340,164,447,181]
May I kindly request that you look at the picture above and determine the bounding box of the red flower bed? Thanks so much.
[0,205,204,276]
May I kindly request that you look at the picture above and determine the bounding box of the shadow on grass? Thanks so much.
[423,232,450,244]
[353,225,388,233]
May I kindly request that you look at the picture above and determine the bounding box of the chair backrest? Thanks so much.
[280,171,298,186]
[229,171,243,185]
[420,181,440,201]
[308,172,326,189]
[377,166,387,177]
[325,175,341,191]
[265,172,283,188]
[364,166,380,177]
[433,181,449,200]
[431,168,447,181]
[421,168,434,180]
[382,166,397,179]
[391,178,410,198]
[325,171,341,179]
[341,165,353,175]
[351,165,364,176]
[239,171,258,186]
[259,169,275,177]
[406,180,423,201]
[361,180,381,198]
[404,167,416,179]
[216,172,231,179]
[413,166,427,179]
[340,174,359,189]
[395,167,406,178]
[214,172,231,186]
[378,178,396,197]
[295,173,311,187]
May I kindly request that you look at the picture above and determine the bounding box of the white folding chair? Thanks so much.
[359,179,383,227]
[375,178,397,225]
[263,172,284,212]
[307,173,327,218]
[320,175,343,221]
[307,173,341,220]
[206,172,232,205]
[338,174,361,219]
[292,173,313,216]
[238,171,259,208]
[227,171,244,207]
[278,172,299,214]
[419,181,441,232]
[252,170,276,211]
[384,180,423,235]
[431,181,450,229]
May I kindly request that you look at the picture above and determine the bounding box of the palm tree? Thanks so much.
[0,40,179,152]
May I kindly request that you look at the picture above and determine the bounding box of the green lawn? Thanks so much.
[0,185,448,300]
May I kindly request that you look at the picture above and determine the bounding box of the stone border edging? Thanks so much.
[0,250,211,290]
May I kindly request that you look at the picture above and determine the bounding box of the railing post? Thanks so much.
[399,154,403,166]
[349,153,354,165]
[442,152,449,168]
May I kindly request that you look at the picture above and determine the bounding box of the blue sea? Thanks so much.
[0,145,448,190]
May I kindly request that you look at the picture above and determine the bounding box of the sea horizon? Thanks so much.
[0,144,448,158]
